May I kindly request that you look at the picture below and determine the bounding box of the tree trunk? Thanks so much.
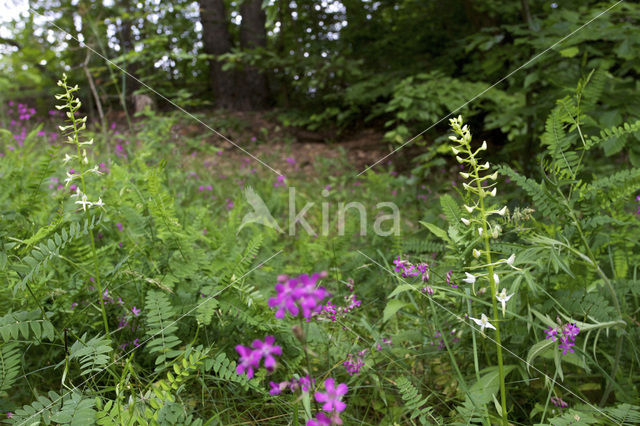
[198,0,236,109]
[118,0,141,101]
[239,0,270,110]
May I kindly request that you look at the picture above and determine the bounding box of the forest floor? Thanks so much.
[169,110,395,176]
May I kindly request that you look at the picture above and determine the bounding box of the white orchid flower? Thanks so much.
[496,288,514,317]
[88,165,102,175]
[470,313,496,335]
[75,194,92,211]
[93,197,105,209]
[461,218,470,226]
[64,171,76,186]
[62,153,75,164]
[504,254,521,270]
[463,272,476,284]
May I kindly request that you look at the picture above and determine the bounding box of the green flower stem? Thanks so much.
[299,316,320,414]
[453,124,508,425]
[426,296,493,424]
[475,168,508,425]
[540,368,559,424]
[61,77,110,335]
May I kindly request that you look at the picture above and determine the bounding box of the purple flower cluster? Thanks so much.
[235,335,282,379]
[545,322,580,355]
[343,339,392,376]
[236,272,350,423]
[101,288,125,306]
[3,101,51,152]
[446,269,458,288]
[268,272,329,319]
[550,396,568,408]
[393,256,429,282]
[307,378,348,425]
[119,338,140,351]
[316,279,360,322]
[429,328,460,350]
[115,143,127,159]
[269,375,314,395]
[318,294,361,322]
[344,350,367,376]
[636,193,640,215]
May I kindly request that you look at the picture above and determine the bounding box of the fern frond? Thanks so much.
[497,166,563,220]
[25,142,60,214]
[584,120,640,154]
[9,391,96,425]
[69,333,113,376]
[204,351,252,388]
[603,403,640,425]
[395,376,437,425]
[145,290,182,370]
[15,215,103,294]
[0,310,55,342]
[580,68,607,112]
[144,165,189,260]
[0,342,21,395]
[403,238,445,255]
[541,102,580,178]
[582,168,640,208]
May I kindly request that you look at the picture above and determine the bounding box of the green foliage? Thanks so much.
[395,376,437,425]
[1,58,639,426]
[15,215,103,293]
[0,343,21,396]
[69,333,112,376]
[9,391,96,425]
[145,290,182,370]
[0,310,55,341]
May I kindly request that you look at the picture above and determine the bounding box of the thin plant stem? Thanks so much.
[60,76,110,335]
[299,316,320,414]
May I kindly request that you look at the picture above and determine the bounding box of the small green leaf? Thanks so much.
[388,284,415,298]
[419,221,451,243]
[559,46,579,58]
[526,338,555,373]
[383,299,408,322]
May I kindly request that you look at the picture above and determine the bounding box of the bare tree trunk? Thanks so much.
[198,0,236,109]
[119,0,141,101]
[239,0,270,110]
[521,0,534,30]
